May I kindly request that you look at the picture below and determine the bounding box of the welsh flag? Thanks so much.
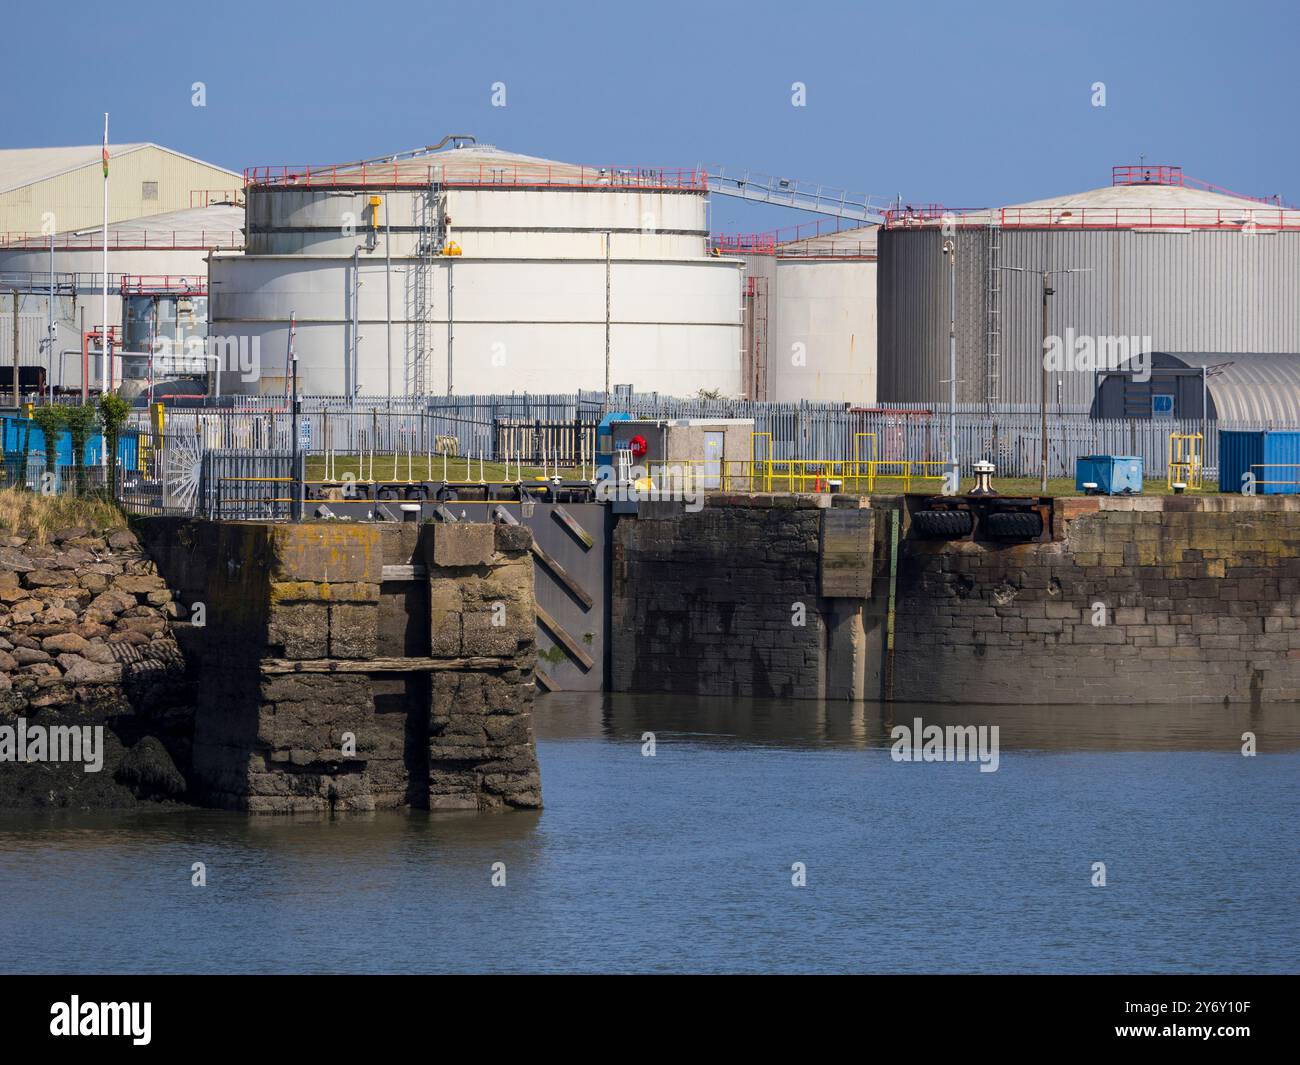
[102,139,108,178]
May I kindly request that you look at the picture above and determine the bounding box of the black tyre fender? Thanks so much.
[911,509,974,538]
[983,510,1043,539]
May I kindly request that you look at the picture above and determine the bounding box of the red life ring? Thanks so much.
[629,434,648,458]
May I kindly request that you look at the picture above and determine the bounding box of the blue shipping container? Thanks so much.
[2,415,137,469]
[1218,430,1300,495]
[1075,455,1144,494]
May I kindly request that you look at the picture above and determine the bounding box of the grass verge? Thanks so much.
[0,486,126,542]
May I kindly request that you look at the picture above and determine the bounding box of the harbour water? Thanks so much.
[1,695,1296,974]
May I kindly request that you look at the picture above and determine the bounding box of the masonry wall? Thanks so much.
[140,518,540,813]
[611,495,875,699]
[894,496,1300,705]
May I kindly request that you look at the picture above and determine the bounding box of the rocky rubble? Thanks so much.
[0,524,188,711]
[0,521,194,807]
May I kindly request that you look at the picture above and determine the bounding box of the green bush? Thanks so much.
[29,404,66,492]
[98,393,131,499]
[63,404,99,496]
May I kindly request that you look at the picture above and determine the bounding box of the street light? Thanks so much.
[992,264,1091,493]
[941,238,957,492]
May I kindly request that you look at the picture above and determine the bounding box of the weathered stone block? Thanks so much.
[270,524,383,584]
[267,601,329,659]
[427,523,495,568]
[494,523,532,554]
[462,611,525,656]
[329,602,378,659]
[428,577,464,655]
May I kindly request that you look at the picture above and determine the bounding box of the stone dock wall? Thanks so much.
[894,495,1300,705]
[609,492,1300,707]
[611,495,876,700]
[139,519,541,813]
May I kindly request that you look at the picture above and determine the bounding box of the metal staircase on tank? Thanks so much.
[702,165,890,221]
[984,223,1003,412]
[408,182,443,396]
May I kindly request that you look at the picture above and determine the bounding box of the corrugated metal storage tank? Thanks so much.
[877,165,1300,409]
[1218,430,1300,494]
[213,143,744,397]
[736,222,877,403]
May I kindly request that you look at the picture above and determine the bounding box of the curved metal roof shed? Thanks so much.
[1092,352,1300,424]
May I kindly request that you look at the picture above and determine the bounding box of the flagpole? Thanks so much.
[101,113,109,395]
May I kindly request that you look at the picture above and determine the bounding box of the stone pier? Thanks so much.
[140,519,540,813]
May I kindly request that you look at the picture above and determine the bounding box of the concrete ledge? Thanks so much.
[705,492,832,509]
[427,523,495,567]
[270,580,379,603]
[270,524,383,583]
[1056,494,1300,513]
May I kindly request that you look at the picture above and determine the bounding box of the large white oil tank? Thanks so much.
[212,143,745,398]
[733,221,878,403]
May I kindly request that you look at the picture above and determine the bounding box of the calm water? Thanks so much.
[0,695,1296,974]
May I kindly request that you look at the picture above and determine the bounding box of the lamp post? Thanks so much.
[942,238,957,492]
[992,264,1091,493]
[289,311,302,522]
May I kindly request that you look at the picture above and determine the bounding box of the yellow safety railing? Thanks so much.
[649,455,952,495]
[752,458,873,493]
[1249,464,1300,492]
[1168,432,1203,491]
[139,401,165,478]
[866,460,949,493]
[645,459,755,492]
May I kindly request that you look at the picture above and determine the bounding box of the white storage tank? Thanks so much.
[733,222,877,403]
[212,142,745,398]
[0,203,242,391]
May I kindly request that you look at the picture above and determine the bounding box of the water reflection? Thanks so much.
[0,692,1295,974]
[540,691,1300,752]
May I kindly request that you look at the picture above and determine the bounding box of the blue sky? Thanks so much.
[5,0,1298,232]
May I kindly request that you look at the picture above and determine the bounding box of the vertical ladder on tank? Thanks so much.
[408,183,441,396]
[745,275,769,401]
[984,223,1002,413]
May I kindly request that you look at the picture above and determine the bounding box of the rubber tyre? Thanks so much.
[911,509,974,538]
[983,510,1043,539]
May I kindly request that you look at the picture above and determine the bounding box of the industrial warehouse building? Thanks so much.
[736,222,877,404]
[0,142,240,234]
[877,165,1300,410]
[210,141,745,397]
[1093,351,1300,423]
[0,142,241,394]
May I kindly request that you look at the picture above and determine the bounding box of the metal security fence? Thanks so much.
[2,431,151,499]
[845,412,1223,480]
[200,448,297,521]
[494,418,595,467]
[105,392,1300,520]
